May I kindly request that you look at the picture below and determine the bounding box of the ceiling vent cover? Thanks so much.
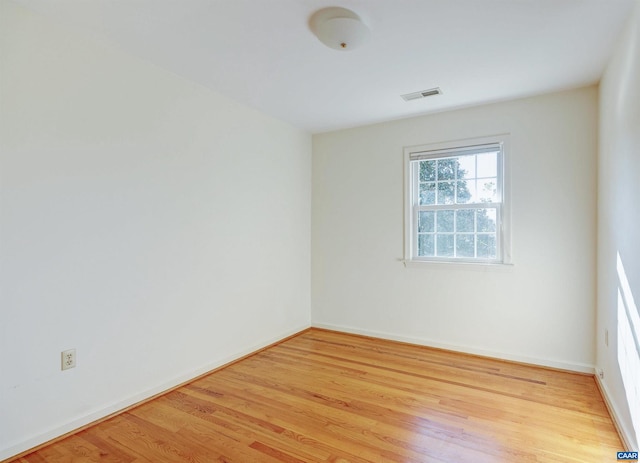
[401,87,442,102]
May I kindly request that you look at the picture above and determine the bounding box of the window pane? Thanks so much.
[456,180,473,204]
[457,155,476,179]
[477,234,497,259]
[437,182,455,204]
[478,178,498,203]
[456,209,475,232]
[477,152,498,178]
[436,234,454,257]
[436,210,454,232]
[418,211,435,232]
[477,209,497,232]
[437,159,456,180]
[418,234,434,256]
[456,234,475,257]
[419,160,436,182]
[419,182,436,205]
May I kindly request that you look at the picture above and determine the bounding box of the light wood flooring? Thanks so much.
[9,329,623,462]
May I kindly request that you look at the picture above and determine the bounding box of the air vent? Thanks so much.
[401,87,442,102]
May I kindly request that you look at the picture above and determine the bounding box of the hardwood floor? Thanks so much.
[10,329,622,462]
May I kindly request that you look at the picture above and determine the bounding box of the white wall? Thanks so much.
[0,2,311,459]
[312,87,598,372]
[597,0,640,450]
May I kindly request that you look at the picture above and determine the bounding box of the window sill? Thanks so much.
[401,258,514,270]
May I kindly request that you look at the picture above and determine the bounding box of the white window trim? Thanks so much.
[403,134,512,267]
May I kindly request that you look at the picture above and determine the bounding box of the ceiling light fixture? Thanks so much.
[309,7,370,51]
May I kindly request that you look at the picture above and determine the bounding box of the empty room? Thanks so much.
[1,0,639,461]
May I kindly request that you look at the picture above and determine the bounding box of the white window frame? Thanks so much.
[404,135,511,266]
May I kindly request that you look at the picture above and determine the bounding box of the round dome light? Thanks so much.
[310,7,371,51]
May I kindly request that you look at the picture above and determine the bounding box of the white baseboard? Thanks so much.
[595,374,638,451]
[0,324,310,462]
[312,322,595,374]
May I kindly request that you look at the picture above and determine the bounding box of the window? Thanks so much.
[404,136,510,264]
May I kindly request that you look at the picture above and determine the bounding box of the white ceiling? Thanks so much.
[13,0,635,133]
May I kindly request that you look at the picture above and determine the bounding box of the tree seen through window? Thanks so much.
[415,152,499,259]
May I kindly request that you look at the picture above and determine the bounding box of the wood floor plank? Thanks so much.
[213,360,534,461]
[182,381,426,463]
[8,329,623,462]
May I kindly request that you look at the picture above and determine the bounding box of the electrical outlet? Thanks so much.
[597,368,604,379]
[61,349,76,370]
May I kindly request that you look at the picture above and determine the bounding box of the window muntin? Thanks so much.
[406,139,508,264]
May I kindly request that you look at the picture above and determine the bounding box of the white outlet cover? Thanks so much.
[61,349,76,370]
